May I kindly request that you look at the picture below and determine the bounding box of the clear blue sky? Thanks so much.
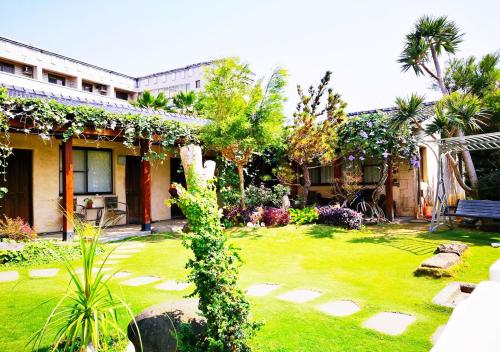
[1,0,498,115]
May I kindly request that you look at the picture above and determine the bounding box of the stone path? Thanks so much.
[29,269,59,278]
[155,280,190,291]
[277,289,323,303]
[0,271,19,282]
[317,300,360,317]
[247,283,280,297]
[363,312,416,336]
[121,275,161,287]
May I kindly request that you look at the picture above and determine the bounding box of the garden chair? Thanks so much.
[104,196,128,226]
[73,198,87,223]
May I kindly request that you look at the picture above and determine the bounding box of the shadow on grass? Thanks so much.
[349,235,437,255]
[304,225,346,239]
[111,232,178,243]
[416,227,500,247]
[228,227,264,239]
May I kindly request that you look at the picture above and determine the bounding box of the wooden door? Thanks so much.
[170,157,185,218]
[0,149,33,225]
[125,156,141,224]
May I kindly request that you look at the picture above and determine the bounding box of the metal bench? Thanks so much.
[445,200,500,222]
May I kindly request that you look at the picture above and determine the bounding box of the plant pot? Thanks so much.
[423,205,433,219]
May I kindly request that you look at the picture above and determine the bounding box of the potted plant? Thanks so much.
[423,188,434,219]
[83,197,93,209]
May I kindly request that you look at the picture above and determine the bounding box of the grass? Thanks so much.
[1,224,499,351]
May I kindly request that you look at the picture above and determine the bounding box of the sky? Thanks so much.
[1,0,498,116]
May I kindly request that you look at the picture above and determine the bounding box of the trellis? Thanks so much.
[427,131,500,232]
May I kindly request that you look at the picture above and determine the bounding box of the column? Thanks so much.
[62,138,74,241]
[385,158,394,221]
[140,141,152,231]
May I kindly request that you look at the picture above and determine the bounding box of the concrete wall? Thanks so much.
[6,134,172,233]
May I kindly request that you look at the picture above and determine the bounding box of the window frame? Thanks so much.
[361,163,382,185]
[310,165,335,186]
[82,82,93,93]
[59,147,114,195]
[115,90,129,100]
[195,80,201,88]
[0,60,15,74]
[48,73,66,86]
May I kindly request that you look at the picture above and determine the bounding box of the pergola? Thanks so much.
[426,131,500,232]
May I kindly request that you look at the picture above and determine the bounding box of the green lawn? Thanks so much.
[1,224,499,351]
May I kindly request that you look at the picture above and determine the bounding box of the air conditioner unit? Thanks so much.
[23,66,33,75]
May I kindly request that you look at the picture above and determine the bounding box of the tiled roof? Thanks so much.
[347,101,435,121]
[2,84,209,126]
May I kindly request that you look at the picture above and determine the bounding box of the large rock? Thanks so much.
[421,253,460,269]
[437,242,468,256]
[127,299,206,352]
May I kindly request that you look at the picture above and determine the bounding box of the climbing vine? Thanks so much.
[0,88,198,185]
[167,163,260,352]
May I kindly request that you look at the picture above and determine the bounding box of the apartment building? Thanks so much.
[0,36,212,104]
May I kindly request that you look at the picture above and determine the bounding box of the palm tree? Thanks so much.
[398,15,482,196]
[394,93,488,195]
[172,90,198,115]
[134,90,172,111]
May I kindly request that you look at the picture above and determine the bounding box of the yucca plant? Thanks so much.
[29,222,138,352]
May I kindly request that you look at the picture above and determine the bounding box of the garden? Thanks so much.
[0,14,499,352]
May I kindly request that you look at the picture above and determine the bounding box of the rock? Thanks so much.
[127,299,206,352]
[437,242,468,256]
[0,242,25,251]
[246,222,254,227]
[421,253,460,269]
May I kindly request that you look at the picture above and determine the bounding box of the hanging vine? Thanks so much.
[0,88,199,189]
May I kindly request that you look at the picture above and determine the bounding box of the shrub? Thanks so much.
[263,207,290,227]
[289,207,319,225]
[242,206,264,225]
[0,216,36,241]
[317,206,363,230]
[245,184,290,208]
[222,206,244,228]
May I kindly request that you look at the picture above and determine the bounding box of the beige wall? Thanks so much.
[6,134,172,233]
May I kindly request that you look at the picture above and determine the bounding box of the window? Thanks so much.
[195,80,201,88]
[82,82,93,92]
[0,60,15,74]
[310,165,334,185]
[48,73,66,86]
[115,90,129,100]
[362,163,381,184]
[60,148,113,194]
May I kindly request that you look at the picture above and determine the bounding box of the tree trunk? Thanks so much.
[456,130,479,197]
[237,163,246,209]
[302,164,311,208]
[430,45,448,95]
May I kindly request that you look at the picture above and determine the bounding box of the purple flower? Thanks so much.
[348,155,356,161]
[367,121,373,128]
[382,151,390,159]
[411,159,420,168]
[359,156,365,161]
[360,130,368,139]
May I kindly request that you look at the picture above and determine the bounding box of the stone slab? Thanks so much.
[489,259,500,282]
[29,268,59,278]
[155,280,190,291]
[0,270,19,282]
[277,289,322,303]
[432,282,475,308]
[363,312,416,336]
[114,249,141,254]
[317,300,361,317]
[76,267,113,274]
[421,253,460,269]
[108,254,131,259]
[121,275,161,287]
[431,324,447,345]
[96,260,120,265]
[437,242,468,256]
[0,242,25,251]
[246,283,280,297]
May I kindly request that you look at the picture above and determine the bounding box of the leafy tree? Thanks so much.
[398,15,482,196]
[288,71,346,207]
[172,90,198,115]
[134,90,172,111]
[199,58,287,208]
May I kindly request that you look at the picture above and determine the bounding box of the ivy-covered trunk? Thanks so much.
[168,144,260,352]
[302,164,311,208]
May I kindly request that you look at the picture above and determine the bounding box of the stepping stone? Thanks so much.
[431,324,447,345]
[29,268,59,278]
[103,271,133,280]
[155,280,190,291]
[96,260,120,265]
[0,271,19,282]
[121,275,161,287]
[277,289,322,303]
[119,243,145,249]
[317,300,360,317]
[246,283,280,297]
[421,253,460,269]
[363,312,416,336]
[109,254,131,259]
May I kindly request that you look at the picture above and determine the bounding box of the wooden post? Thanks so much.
[62,138,74,241]
[140,141,152,231]
[385,158,394,221]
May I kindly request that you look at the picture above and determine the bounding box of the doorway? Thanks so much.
[170,157,185,218]
[125,156,141,224]
[0,149,33,225]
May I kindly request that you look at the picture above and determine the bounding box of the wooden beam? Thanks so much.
[62,138,74,241]
[140,141,152,231]
[385,158,394,221]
